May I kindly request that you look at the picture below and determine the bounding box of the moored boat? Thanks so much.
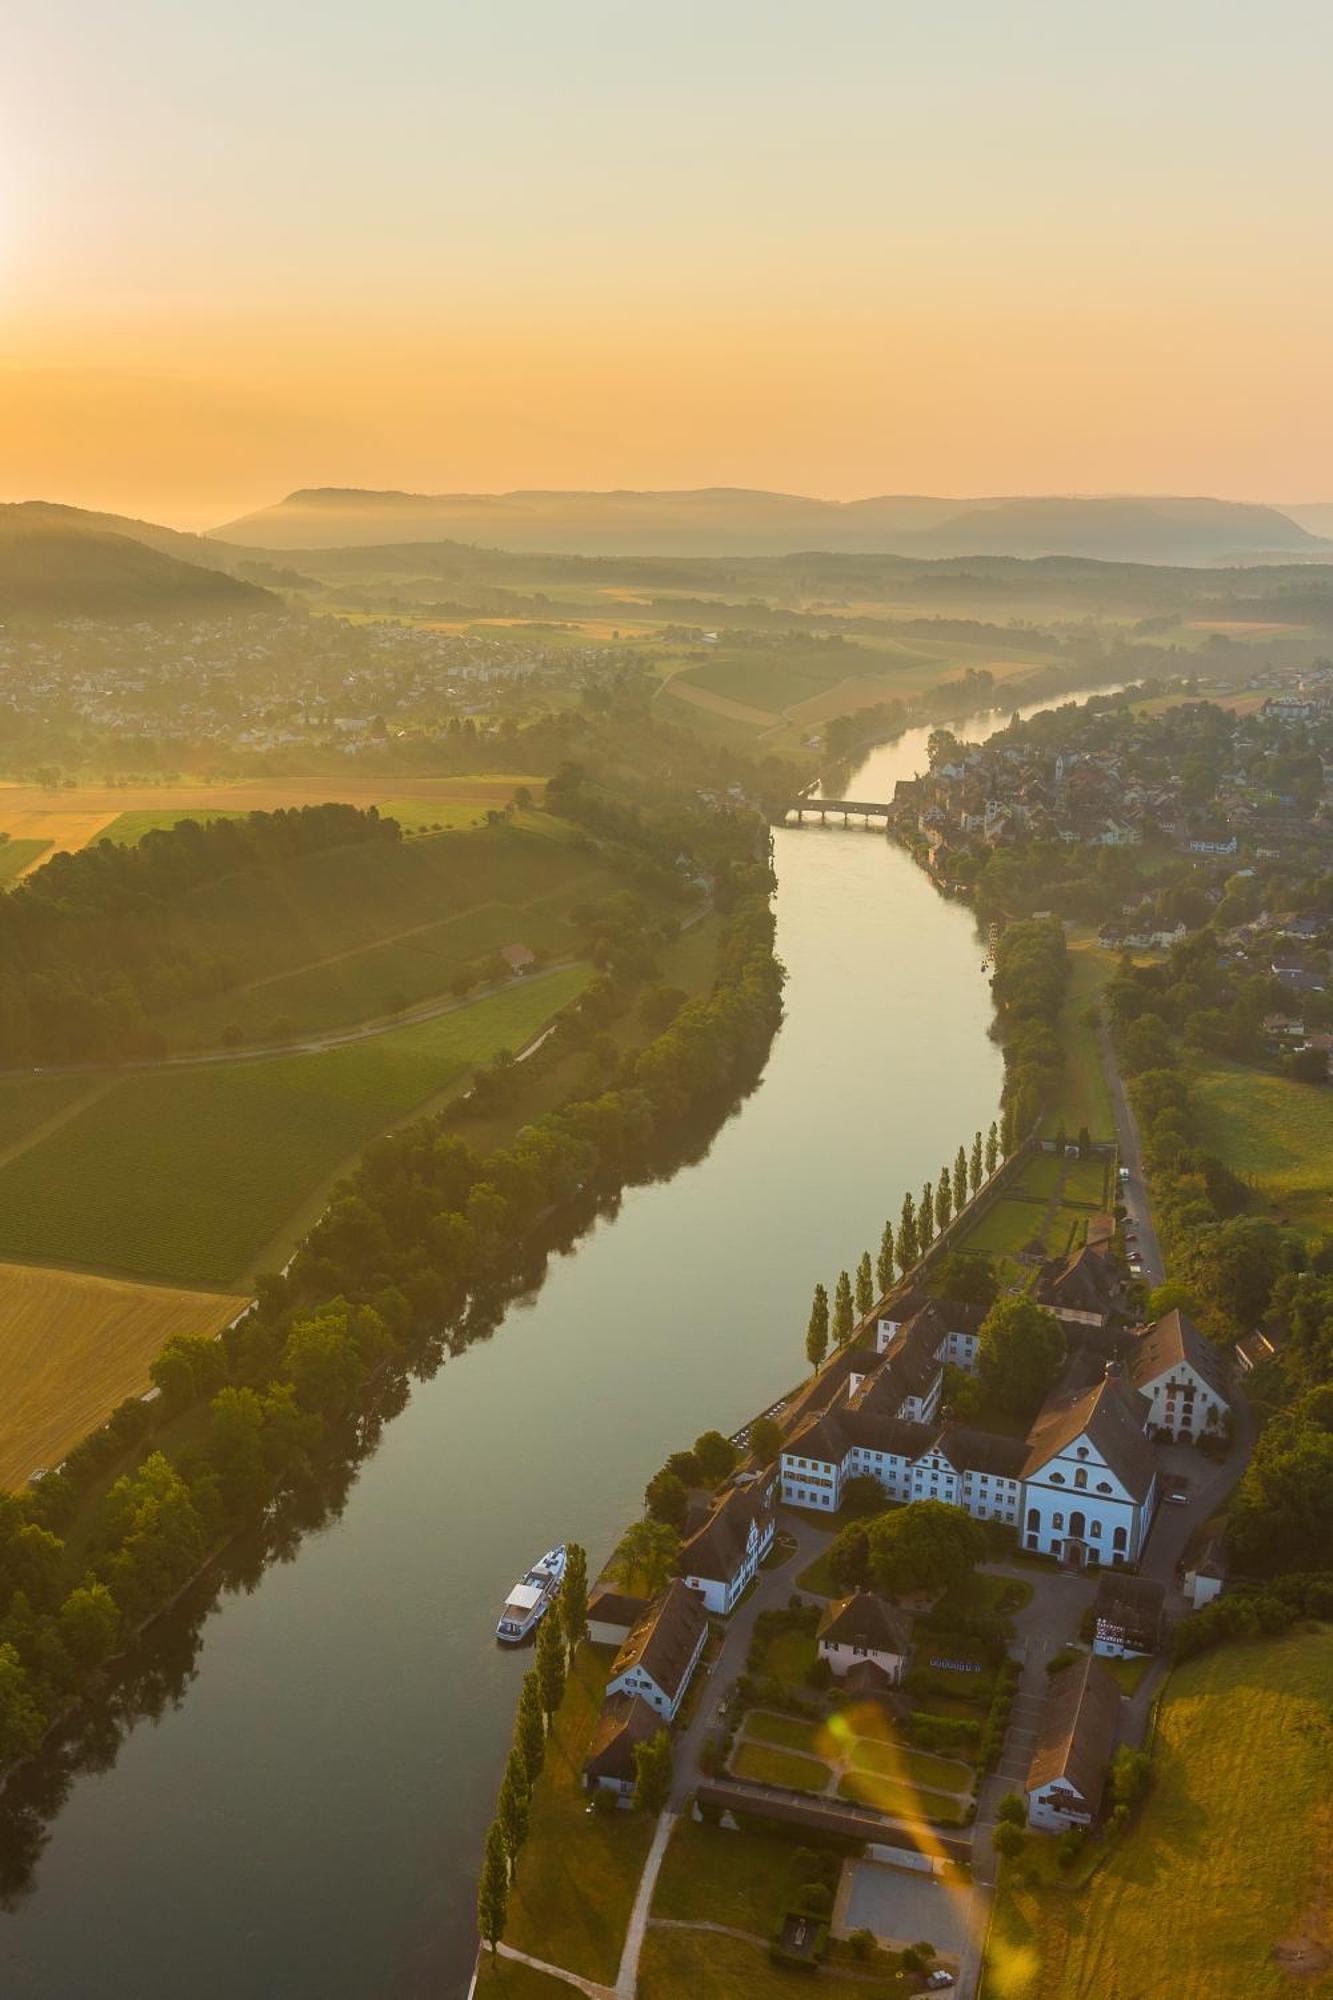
[496,1545,566,1644]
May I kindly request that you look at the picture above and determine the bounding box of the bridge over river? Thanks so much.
[778,796,896,825]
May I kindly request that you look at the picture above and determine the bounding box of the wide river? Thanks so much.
[0,693,1101,1998]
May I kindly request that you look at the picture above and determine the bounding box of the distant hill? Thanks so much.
[210,485,1329,564]
[1283,503,1333,540]
[0,508,276,618]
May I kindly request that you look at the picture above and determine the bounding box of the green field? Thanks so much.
[99,807,248,845]
[836,1768,969,1824]
[1190,1055,1333,1238]
[847,1737,974,1793]
[0,968,592,1285]
[0,1073,100,1155]
[986,1629,1333,1999]
[742,1710,825,1755]
[1041,943,1116,1142]
[0,838,52,885]
[730,1740,831,1793]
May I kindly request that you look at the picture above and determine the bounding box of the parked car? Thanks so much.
[1165,1475,1189,1505]
[1118,1165,1130,1182]
[927,1975,956,1992]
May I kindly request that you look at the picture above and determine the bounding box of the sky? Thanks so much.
[4,0,1333,527]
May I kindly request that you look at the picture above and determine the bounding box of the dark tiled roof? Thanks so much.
[1093,1572,1164,1646]
[582,1692,661,1785]
[611,1579,708,1703]
[587,1586,649,1628]
[1027,1655,1120,1806]
[817,1589,911,1657]
[1038,1243,1122,1317]
[932,1423,1028,1479]
[783,1407,851,1467]
[678,1484,771,1587]
[1130,1310,1229,1399]
[1024,1372,1156,1500]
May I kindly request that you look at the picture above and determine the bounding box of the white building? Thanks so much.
[677,1482,776,1615]
[816,1590,910,1686]
[1026,1655,1121,1832]
[1020,1365,1158,1567]
[606,1579,709,1722]
[1128,1310,1230,1442]
[1092,1572,1165,1660]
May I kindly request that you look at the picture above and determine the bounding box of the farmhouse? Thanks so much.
[1026,1654,1121,1831]
[816,1590,910,1686]
[1093,1572,1165,1659]
[1035,1242,1124,1330]
[606,1578,709,1721]
[582,1691,661,1796]
[1128,1309,1230,1441]
[677,1480,776,1615]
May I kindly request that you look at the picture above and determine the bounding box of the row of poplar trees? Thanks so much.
[805,1119,1003,1372]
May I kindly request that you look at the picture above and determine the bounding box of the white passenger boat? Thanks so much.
[496,1545,566,1644]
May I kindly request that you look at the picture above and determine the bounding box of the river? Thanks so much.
[0,690,1103,1998]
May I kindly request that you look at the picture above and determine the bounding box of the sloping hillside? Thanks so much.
[0,512,275,617]
[210,484,1327,562]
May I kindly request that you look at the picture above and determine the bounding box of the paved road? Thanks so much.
[1097,1016,1164,1288]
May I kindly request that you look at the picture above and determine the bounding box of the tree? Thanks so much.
[876,1219,895,1295]
[644,1468,689,1529]
[806,1282,830,1373]
[476,1820,509,1954]
[749,1416,784,1464]
[1289,1045,1329,1084]
[1109,1746,1150,1812]
[919,1182,935,1247]
[971,1130,984,1196]
[992,1819,1025,1860]
[898,1193,919,1276]
[560,1542,588,1651]
[855,1252,875,1319]
[497,1752,530,1874]
[930,1250,999,1309]
[633,1728,673,1813]
[996,1792,1027,1828]
[832,1270,855,1344]
[612,1518,680,1594]
[58,1579,120,1668]
[986,1121,1000,1175]
[977,1297,1066,1418]
[863,1500,985,1597]
[0,1642,45,1763]
[694,1429,738,1483]
[536,1608,564,1720]
[516,1670,546,1783]
[936,1167,954,1232]
[954,1146,969,1213]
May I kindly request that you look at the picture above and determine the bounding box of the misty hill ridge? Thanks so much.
[211,486,1329,563]
[0,508,277,618]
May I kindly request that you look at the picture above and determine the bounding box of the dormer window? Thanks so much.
[1096,1481,1112,1495]
[1076,1446,1090,1460]
[1049,1472,1065,1485]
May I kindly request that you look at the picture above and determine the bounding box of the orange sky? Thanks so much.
[5,1,1333,527]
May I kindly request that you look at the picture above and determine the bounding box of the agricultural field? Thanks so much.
[98,807,247,845]
[0,968,593,1287]
[0,1262,248,1489]
[985,1629,1333,1998]
[0,837,52,885]
[1040,941,1116,1143]
[1190,1055,1333,1239]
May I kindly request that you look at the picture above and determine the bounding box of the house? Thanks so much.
[606,1579,709,1721]
[1184,1538,1227,1609]
[816,1590,911,1686]
[1020,1363,1158,1566]
[582,1692,662,1796]
[1235,1325,1282,1375]
[1093,1573,1165,1659]
[677,1481,776,1615]
[1035,1242,1123,1330]
[500,942,536,974]
[587,1585,649,1648]
[1026,1655,1121,1831]
[1128,1310,1230,1441]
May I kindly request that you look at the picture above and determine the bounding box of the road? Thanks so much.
[1097,1015,1164,1289]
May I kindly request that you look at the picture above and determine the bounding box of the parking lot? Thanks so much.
[841,1858,975,1960]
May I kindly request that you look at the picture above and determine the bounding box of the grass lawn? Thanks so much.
[98,807,248,846]
[985,1628,1333,1999]
[502,1642,656,1984]
[743,1710,825,1755]
[1098,1653,1154,1696]
[1190,1055,1333,1239]
[847,1737,974,1794]
[837,1768,968,1824]
[794,1546,839,1598]
[651,1817,801,1933]
[639,1927,910,1999]
[1041,944,1116,1144]
[955,1198,1047,1261]
[0,1261,248,1490]
[938,1570,1033,1617]
[730,1740,831,1793]
[0,1073,99,1155]
[0,969,592,1285]
[752,1627,819,1684]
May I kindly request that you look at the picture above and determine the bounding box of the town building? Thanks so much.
[677,1481,776,1615]
[1026,1654,1121,1831]
[606,1579,709,1721]
[1035,1242,1124,1330]
[582,1691,662,1796]
[586,1585,649,1649]
[816,1590,911,1686]
[1020,1365,1158,1566]
[1184,1538,1227,1609]
[1128,1310,1230,1441]
[1092,1572,1165,1659]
